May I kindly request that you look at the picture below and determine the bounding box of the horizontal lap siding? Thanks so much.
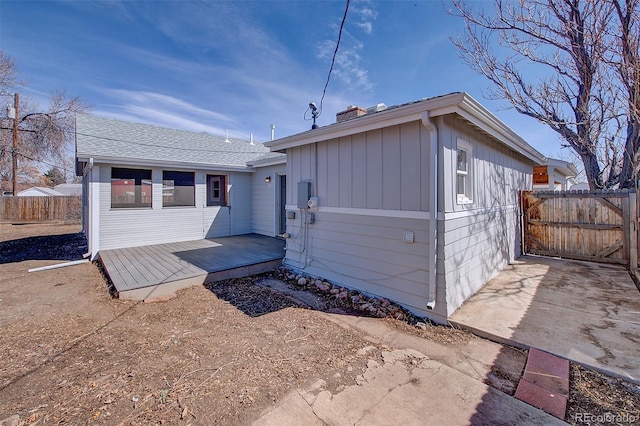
[438,206,520,315]
[284,121,437,318]
[251,164,285,237]
[284,211,433,317]
[97,165,253,251]
[437,115,531,316]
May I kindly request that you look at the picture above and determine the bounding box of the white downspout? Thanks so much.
[421,111,438,310]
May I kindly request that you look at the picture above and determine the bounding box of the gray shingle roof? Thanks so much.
[75,114,283,168]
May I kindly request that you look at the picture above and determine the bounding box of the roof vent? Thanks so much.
[225,129,230,143]
[366,103,387,114]
[336,105,367,123]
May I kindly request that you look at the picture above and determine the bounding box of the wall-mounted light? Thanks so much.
[265,176,271,183]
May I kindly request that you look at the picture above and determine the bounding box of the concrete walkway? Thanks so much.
[253,314,563,425]
[450,255,640,384]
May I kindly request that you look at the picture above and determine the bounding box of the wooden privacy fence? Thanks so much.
[0,196,82,223]
[521,189,637,269]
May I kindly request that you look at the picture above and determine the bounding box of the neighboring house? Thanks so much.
[533,158,579,190]
[54,183,83,196]
[265,92,547,323]
[75,114,286,260]
[17,187,65,196]
[569,181,590,190]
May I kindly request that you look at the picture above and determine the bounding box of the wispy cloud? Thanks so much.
[95,89,244,137]
[352,1,378,34]
[315,0,378,93]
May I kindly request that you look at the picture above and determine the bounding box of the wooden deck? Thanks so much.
[99,234,285,301]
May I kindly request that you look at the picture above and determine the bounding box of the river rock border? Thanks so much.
[271,266,418,323]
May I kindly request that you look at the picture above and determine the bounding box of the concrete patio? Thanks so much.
[450,255,640,384]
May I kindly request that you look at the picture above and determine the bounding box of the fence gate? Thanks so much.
[521,190,637,267]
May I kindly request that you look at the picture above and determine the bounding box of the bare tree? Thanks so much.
[450,0,640,189]
[612,0,640,188]
[0,50,88,192]
[42,166,66,187]
[0,51,19,89]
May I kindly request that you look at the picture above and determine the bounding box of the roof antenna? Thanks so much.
[309,102,319,129]
[225,129,230,143]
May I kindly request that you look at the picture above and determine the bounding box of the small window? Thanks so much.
[207,174,227,206]
[163,171,195,207]
[111,167,152,208]
[456,139,473,204]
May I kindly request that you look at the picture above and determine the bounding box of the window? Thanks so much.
[163,171,195,207]
[207,174,227,206]
[456,139,473,204]
[111,167,152,208]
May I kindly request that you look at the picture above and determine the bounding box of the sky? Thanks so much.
[0,0,568,160]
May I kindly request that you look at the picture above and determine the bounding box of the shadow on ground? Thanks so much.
[203,275,305,317]
[203,274,368,318]
[0,232,87,264]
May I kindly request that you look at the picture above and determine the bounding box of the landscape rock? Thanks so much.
[317,283,330,292]
[277,267,417,323]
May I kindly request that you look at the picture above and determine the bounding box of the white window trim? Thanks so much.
[455,138,474,205]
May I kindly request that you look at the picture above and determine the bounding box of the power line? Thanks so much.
[319,0,350,116]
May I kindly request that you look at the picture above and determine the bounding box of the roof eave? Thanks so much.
[265,92,546,164]
[544,158,579,177]
[264,93,465,151]
[75,154,253,172]
[454,95,546,164]
[246,156,287,167]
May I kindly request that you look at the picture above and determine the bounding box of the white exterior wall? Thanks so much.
[436,115,533,316]
[91,163,255,252]
[284,121,441,319]
[252,164,286,237]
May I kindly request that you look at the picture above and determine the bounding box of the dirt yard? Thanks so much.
[0,223,638,425]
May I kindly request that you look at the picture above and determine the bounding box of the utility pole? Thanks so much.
[12,93,18,195]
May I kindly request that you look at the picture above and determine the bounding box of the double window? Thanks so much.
[110,169,224,208]
[163,171,195,207]
[207,174,227,206]
[111,167,152,208]
[456,139,473,204]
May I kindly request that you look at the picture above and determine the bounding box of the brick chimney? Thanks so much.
[336,105,367,123]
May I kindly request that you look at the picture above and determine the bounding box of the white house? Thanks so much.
[265,92,547,323]
[54,183,83,196]
[75,114,286,260]
[17,186,65,196]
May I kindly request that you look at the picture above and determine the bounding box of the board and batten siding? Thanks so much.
[94,164,254,251]
[283,120,438,318]
[287,121,431,212]
[251,164,286,237]
[436,114,533,315]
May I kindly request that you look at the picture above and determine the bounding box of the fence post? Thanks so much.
[632,191,638,272]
